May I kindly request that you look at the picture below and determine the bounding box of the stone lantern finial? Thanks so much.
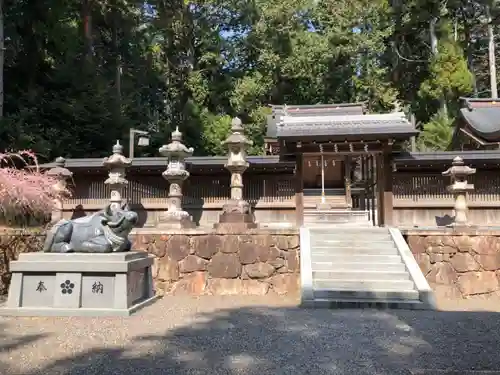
[442,156,476,226]
[47,157,73,224]
[157,127,195,228]
[103,140,132,210]
[215,117,257,229]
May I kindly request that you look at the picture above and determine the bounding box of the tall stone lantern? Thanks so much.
[442,156,476,226]
[158,127,195,228]
[215,117,257,229]
[103,141,132,210]
[47,157,73,224]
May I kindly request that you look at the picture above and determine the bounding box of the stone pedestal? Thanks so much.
[214,199,257,229]
[0,252,159,317]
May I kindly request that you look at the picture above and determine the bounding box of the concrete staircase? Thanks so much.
[300,226,435,309]
[303,209,372,227]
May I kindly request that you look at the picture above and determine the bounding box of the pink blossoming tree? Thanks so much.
[0,151,59,227]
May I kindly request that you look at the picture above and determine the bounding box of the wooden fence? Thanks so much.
[66,173,296,210]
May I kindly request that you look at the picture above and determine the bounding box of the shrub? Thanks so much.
[0,151,57,227]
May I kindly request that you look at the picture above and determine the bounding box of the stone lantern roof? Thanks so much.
[223,117,253,147]
[159,127,194,158]
[442,156,476,179]
[102,141,132,169]
[46,157,73,179]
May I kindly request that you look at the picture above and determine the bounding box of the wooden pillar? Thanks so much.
[344,155,352,208]
[383,144,394,226]
[376,153,385,226]
[376,144,394,227]
[295,153,304,227]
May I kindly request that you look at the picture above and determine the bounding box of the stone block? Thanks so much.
[269,274,299,295]
[244,262,275,279]
[239,242,259,264]
[450,253,480,273]
[165,235,191,261]
[407,236,426,254]
[0,252,159,317]
[171,272,207,295]
[284,250,299,272]
[193,235,220,259]
[427,262,457,285]
[207,278,269,295]
[157,256,179,282]
[471,236,500,255]
[208,253,241,278]
[475,254,500,271]
[179,255,208,273]
[457,271,499,296]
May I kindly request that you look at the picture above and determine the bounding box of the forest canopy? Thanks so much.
[0,0,498,160]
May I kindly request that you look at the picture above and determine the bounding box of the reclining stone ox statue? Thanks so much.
[43,203,138,253]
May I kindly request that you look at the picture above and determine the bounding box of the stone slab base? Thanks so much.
[0,295,160,317]
[157,219,196,229]
[214,212,257,229]
[0,251,159,317]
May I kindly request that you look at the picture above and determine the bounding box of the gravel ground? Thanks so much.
[1,296,500,375]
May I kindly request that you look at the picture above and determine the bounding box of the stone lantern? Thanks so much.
[47,157,73,224]
[103,141,132,211]
[442,156,476,226]
[215,117,257,229]
[157,127,195,228]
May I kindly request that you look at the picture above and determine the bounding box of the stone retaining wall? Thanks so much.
[0,229,300,298]
[405,228,500,299]
[130,229,300,296]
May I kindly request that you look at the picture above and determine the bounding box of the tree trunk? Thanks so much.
[0,0,4,119]
[112,7,122,130]
[486,3,498,99]
[464,24,478,97]
[82,0,93,62]
[430,17,438,56]
[430,17,447,113]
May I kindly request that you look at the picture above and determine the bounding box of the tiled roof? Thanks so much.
[266,103,367,138]
[394,150,500,164]
[276,113,416,138]
[36,155,294,170]
[459,107,500,143]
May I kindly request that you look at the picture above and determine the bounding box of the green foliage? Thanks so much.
[0,0,496,158]
[200,111,233,156]
[417,109,455,151]
[418,41,474,102]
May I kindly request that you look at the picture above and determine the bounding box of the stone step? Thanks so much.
[305,222,374,228]
[310,232,392,241]
[312,261,406,272]
[310,234,393,241]
[310,240,397,249]
[313,270,411,281]
[313,289,420,301]
[313,279,415,290]
[310,227,389,233]
[311,254,403,263]
[306,298,426,310]
[311,247,399,255]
